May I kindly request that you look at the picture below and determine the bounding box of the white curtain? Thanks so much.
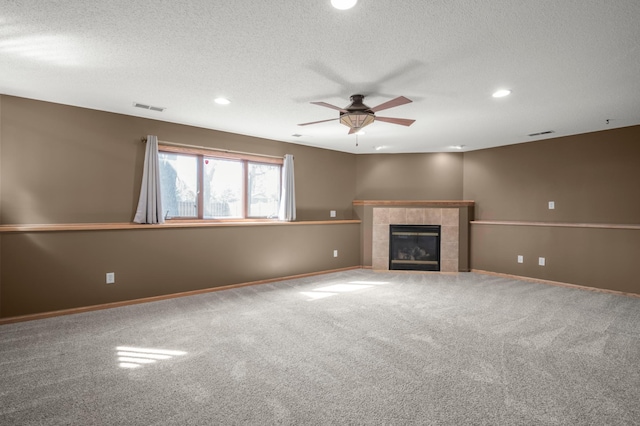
[278,154,296,221]
[133,135,164,224]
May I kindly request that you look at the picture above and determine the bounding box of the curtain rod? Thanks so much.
[141,137,284,160]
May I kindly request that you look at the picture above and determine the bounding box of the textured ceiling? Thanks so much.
[1,1,639,154]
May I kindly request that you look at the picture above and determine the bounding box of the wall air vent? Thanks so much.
[528,130,555,137]
[133,102,166,112]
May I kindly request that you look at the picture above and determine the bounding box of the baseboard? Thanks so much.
[472,269,640,299]
[0,266,363,325]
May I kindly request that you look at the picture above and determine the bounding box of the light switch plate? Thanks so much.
[548,201,555,209]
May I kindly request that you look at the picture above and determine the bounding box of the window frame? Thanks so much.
[159,145,283,221]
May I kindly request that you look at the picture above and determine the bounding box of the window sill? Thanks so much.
[0,219,361,233]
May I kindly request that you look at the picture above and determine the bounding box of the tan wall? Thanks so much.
[463,127,640,223]
[1,224,360,317]
[0,96,360,318]
[354,153,465,268]
[355,153,464,200]
[2,94,638,317]
[0,95,357,224]
[464,126,640,294]
[471,224,640,294]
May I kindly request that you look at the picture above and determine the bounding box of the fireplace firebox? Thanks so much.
[389,225,441,271]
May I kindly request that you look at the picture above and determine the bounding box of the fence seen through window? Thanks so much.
[159,149,282,219]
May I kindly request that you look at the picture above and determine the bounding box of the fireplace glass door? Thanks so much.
[389,225,441,271]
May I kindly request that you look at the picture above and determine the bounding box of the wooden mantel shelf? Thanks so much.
[0,219,361,234]
[353,200,474,207]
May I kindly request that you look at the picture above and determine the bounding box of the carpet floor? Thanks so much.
[1,270,639,425]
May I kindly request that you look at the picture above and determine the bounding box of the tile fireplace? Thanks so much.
[372,207,460,272]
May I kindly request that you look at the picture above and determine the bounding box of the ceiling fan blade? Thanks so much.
[298,118,340,126]
[375,116,416,126]
[310,101,347,112]
[370,96,412,113]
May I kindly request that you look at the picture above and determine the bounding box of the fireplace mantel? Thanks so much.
[353,200,474,207]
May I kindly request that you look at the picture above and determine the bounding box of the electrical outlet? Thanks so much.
[548,201,555,209]
[333,250,338,257]
[330,210,336,218]
[517,255,524,263]
[538,257,546,266]
[106,272,115,284]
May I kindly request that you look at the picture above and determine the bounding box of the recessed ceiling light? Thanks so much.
[331,0,357,10]
[450,145,466,150]
[214,97,230,105]
[492,89,511,98]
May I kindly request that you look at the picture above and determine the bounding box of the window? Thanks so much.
[158,146,282,219]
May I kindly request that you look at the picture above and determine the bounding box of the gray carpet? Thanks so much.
[1,270,639,425]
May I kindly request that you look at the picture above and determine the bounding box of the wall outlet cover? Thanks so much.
[106,272,115,284]
[333,250,338,257]
[517,255,524,263]
[330,210,336,218]
[538,257,546,266]
[548,201,555,209]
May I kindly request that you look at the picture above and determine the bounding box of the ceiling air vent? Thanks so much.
[133,102,165,112]
[528,130,555,137]
[291,134,303,137]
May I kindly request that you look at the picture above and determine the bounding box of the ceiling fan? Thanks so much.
[298,94,416,134]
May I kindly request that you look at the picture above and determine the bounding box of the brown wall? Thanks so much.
[471,224,640,294]
[463,127,640,223]
[355,153,464,200]
[1,224,360,317]
[1,96,357,224]
[0,96,359,318]
[2,94,638,318]
[464,126,640,294]
[354,153,466,268]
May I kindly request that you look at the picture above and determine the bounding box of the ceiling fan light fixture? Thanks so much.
[340,112,375,130]
[331,0,357,10]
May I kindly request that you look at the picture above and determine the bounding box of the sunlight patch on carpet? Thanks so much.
[116,346,187,369]
[301,280,389,301]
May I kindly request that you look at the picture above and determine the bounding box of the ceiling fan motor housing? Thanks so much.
[340,94,375,130]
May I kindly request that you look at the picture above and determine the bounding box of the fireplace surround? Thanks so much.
[372,206,460,272]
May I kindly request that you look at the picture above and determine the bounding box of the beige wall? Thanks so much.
[470,224,640,294]
[355,153,464,200]
[1,224,360,317]
[464,126,640,294]
[463,127,640,223]
[1,96,357,224]
[0,96,359,318]
[1,94,639,318]
[353,153,466,268]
